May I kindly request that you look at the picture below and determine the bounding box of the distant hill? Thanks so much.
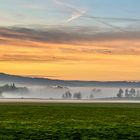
[0,73,140,87]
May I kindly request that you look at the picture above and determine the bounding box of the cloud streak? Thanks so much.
[1,26,140,44]
[85,15,140,22]
[1,26,140,63]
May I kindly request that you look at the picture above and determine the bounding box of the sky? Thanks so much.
[0,0,140,81]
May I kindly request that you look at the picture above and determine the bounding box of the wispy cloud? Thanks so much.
[1,26,140,63]
[1,26,140,44]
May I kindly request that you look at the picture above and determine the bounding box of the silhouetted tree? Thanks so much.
[0,84,28,94]
[129,88,136,97]
[12,83,16,89]
[62,91,72,99]
[125,89,129,98]
[89,94,94,99]
[117,88,123,98]
[136,90,140,97]
[92,88,101,93]
[73,92,82,99]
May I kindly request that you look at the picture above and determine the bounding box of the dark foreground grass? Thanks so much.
[0,103,140,140]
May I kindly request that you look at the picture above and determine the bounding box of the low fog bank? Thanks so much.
[1,84,140,101]
[2,86,67,99]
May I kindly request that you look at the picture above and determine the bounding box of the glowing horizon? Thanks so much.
[0,0,140,81]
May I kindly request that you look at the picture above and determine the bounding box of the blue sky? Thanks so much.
[0,0,140,27]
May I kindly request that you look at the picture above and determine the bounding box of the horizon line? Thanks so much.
[0,72,140,83]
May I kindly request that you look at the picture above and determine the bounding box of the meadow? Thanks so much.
[0,103,139,140]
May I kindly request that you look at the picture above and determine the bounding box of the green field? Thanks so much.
[0,103,140,140]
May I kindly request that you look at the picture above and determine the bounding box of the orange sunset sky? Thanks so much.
[0,0,140,81]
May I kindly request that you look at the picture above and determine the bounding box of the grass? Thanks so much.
[0,103,139,139]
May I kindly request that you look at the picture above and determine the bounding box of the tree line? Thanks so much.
[117,88,140,98]
[62,91,82,99]
[0,83,29,94]
[62,91,95,100]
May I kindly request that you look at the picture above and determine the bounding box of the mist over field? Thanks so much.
[1,84,140,100]
[0,73,140,101]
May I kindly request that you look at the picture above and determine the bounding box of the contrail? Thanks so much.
[54,0,86,23]
[66,10,86,23]
[85,15,140,31]
[84,15,126,32]
[85,15,140,22]
[54,0,140,31]
[54,0,123,31]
